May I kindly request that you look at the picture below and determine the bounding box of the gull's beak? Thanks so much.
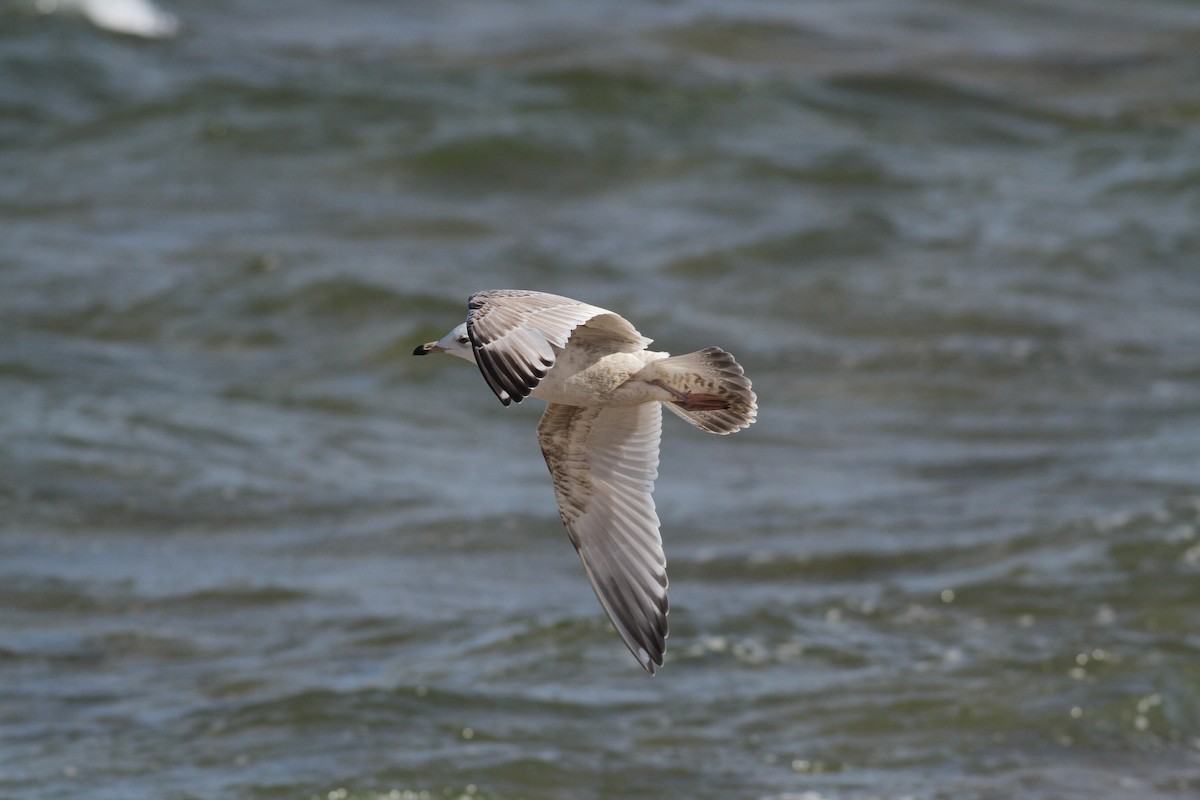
[412,341,441,356]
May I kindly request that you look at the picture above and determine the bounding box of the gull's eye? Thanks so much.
[458,335,470,345]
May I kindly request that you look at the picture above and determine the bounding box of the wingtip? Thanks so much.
[637,646,662,676]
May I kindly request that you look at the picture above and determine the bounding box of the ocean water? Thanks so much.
[3,1,1200,798]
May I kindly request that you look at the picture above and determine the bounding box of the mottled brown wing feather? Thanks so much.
[537,402,668,674]
[466,290,651,405]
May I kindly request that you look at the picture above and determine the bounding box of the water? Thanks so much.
[3,1,1200,798]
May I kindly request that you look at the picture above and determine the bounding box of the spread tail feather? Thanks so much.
[642,347,757,434]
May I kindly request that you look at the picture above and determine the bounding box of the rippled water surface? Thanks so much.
[4,1,1200,798]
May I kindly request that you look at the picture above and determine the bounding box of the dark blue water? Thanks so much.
[3,1,1200,798]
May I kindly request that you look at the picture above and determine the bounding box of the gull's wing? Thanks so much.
[466,290,651,406]
[537,401,668,674]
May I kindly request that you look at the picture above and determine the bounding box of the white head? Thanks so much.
[412,322,475,362]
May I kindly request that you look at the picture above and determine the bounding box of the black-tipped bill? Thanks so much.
[412,341,439,356]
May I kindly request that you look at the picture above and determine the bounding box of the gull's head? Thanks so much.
[412,323,475,362]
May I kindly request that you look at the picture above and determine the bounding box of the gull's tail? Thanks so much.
[642,347,757,435]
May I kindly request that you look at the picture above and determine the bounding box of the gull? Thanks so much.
[38,0,181,39]
[414,290,756,674]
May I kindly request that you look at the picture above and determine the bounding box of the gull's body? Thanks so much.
[414,290,756,674]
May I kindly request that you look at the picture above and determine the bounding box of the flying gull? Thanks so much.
[414,290,756,674]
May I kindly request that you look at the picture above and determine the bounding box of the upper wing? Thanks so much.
[466,290,651,406]
[537,401,668,674]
